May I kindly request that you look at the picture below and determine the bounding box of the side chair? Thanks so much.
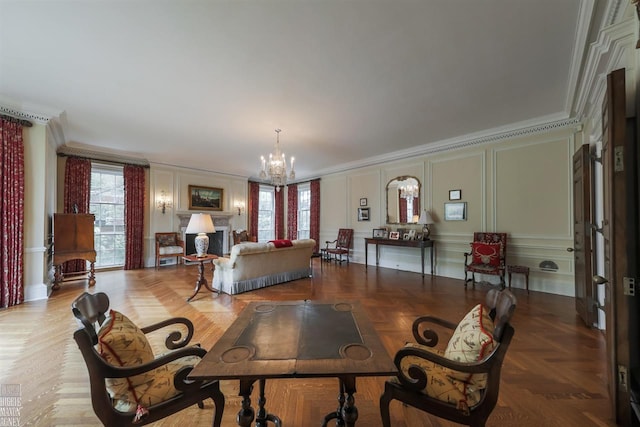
[463,232,508,288]
[71,292,224,426]
[324,228,354,264]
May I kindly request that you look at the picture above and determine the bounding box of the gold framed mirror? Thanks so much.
[386,176,421,224]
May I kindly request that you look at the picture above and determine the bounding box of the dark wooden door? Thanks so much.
[572,144,594,327]
[602,67,632,424]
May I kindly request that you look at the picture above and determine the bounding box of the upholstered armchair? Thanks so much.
[232,229,257,245]
[380,289,516,427]
[463,232,507,288]
[72,292,224,426]
[324,228,354,264]
[155,232,184,268]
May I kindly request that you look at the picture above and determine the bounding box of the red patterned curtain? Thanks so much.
[275,187,284,239]
[0,119,25,308]
[310,179,320,253]
[413,196,420,217]
[63,157,91,273]
[123,165,145,270]
[287,184,298,239]
[248,181,260,239]
[399,190,408,223]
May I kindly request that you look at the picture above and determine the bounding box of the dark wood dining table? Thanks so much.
[189,300,398,427]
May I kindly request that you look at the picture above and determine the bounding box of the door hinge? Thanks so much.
[623,277,636,296]
[618,365,629,390]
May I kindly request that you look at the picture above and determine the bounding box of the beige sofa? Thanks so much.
[212,239,316,295]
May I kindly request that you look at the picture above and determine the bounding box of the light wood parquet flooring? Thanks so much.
[0,259,615,426]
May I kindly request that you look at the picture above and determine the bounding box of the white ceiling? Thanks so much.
[1,1,598,181]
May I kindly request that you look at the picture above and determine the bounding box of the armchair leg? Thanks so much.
[379,384,393,427]
[210,384,225,427]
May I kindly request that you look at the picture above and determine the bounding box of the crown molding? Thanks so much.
[313,116,581,178]
[57,145,150,167]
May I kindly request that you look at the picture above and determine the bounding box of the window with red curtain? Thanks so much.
[63,157,91,273]
[0,118,25,308]
[248,181,260,239]
[275,187,284,239]
[399,191,408,223]
[287,184,298,239]
[123,165,145,269]
[310,179,320,253]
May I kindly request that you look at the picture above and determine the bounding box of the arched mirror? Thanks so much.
[386,176,421,224]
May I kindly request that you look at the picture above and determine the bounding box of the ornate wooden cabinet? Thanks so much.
[53,213,96,289]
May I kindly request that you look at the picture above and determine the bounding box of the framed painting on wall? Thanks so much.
[358,207,370,221]
[188,185,223,211]
[444,202,466,221]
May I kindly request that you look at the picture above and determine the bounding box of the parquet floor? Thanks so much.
[0,259,615,426]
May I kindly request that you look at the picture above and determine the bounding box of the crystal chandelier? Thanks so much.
[400,183,419,199]
[259,129,295,192]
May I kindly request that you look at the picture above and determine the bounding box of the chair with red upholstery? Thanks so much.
[463,232,507,288]
[324,228,354,264]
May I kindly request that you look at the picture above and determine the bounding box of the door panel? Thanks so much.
[573,144,594,327]
[602,67,631,424]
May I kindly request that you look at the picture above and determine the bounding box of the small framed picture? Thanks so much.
[444,202,467,221]
[358,207,370,221]
[360,198,368,206]
[416,232,424,241]
[449,189,461,200]
[373,228,386,238]
[389,231,400,240]
[403,233,410,240]
[408,229,416,240]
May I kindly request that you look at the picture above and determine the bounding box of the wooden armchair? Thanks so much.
[232,229,257,245]
[71,292,224,426]
[324,228,354,264]
[155,232,184,268]
[464,232,507,288]
[380,289,516,427]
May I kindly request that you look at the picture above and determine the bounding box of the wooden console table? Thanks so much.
[364,238,435,277]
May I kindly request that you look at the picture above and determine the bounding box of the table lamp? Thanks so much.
[185,213,216,257]
[418,210,434,239]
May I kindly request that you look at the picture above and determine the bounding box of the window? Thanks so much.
[297,183,311,239]
[406,196,415,223]
[90,164,125,268]
[257,186,275,242]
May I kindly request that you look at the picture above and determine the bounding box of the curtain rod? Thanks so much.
[0,112,33,127]
[57,152,150,168]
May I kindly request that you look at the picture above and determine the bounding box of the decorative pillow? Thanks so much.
[157,234,177,246]
[444,304,496,387]
[395,345,481,414]
[97,310,155,407]
[471,242,501,266]
[269,239,293,248]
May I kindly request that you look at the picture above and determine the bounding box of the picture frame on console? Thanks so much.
[373,228,386,239]
[189,185,223,211]
[389,231,400,240]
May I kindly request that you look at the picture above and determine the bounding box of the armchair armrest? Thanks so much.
[325,239,338,249]
[394,343,498,392]
[411,315,457,347]
[463,251,472,266]
[140,317,195,350]
[93,344,207,378]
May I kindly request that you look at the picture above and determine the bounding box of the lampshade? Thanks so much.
[186,214,216,257]
[186,213,216,234]
[418,210,434,225]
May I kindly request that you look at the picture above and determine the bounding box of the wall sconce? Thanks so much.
[156,190,173,214]
[234,200,245,215]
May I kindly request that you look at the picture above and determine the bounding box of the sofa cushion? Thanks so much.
[444,304,496,387]
[470,242,501,266]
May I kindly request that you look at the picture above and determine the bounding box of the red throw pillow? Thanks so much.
[471,242,501,266]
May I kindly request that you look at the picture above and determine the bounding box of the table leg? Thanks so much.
[431,244,434,275]
[420,246,425,277]
[187,260,217,302]
[88,261,96,286]
[237,379,255,427]
[365,242,368,268]
[256,379,282,427]
[322,376,358,427]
